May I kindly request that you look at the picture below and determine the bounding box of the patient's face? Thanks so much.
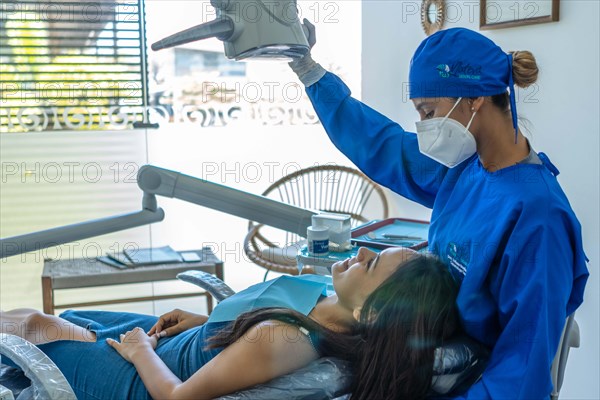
[331,247,416,311]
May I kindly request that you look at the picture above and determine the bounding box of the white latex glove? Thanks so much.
[289,19,326,87]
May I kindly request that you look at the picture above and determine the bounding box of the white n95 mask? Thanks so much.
[415,97,477,168]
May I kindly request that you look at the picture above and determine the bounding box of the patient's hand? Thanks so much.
[107,327,158,363]
[147,309,208,338]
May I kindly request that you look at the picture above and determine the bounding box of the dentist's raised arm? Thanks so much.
[289,20,447,209]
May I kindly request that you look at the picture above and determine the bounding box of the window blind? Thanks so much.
[0,0,148,132]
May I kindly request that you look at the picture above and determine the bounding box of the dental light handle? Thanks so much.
[301,24,309,40]
[0,208,165,259]
[151,18,234,51]
[137,165,316,237]
[151,0,309,60]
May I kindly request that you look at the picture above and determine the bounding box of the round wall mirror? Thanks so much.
[421,0,445,36]
[428,3,438,23]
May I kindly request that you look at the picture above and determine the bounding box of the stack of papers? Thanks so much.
[97,246,183,269]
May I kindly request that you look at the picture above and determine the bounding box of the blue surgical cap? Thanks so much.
[409,27,518,139]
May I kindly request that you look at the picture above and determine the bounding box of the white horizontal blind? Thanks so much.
[0,0,147,133]
[0,130,151,310]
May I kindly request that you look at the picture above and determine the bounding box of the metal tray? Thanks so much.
[351,218,429,250]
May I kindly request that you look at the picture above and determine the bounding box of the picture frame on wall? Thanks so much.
[480,0,559,30]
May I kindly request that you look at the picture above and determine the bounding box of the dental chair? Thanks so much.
[0,270,581,399]
[178,271,489,399]
[0,267,488,400]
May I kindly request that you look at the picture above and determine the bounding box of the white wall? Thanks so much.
[361,1,599,398]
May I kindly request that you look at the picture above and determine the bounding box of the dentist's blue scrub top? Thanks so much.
[8,275,332,400]
[306,72,589,399]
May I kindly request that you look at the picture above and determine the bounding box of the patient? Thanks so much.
[1,247,459,400]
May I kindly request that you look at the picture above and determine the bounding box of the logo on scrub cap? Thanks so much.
[437,64,451,78]
[437,62,482,80]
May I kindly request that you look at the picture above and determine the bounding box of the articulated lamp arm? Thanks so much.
[0,165,316,259]
[0,194,165,259]
[137,165,315,237]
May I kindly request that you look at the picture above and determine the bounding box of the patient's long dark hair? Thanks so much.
[207,254,460,400]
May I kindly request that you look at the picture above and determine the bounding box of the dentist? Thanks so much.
[290,25,589,399]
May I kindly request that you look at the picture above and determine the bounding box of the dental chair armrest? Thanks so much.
[176,270,236,302]
[0,334,76,400]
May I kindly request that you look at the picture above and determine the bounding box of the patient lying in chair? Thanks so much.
[1,247,459,400]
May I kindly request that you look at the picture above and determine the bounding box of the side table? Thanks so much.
[41,247,224,315]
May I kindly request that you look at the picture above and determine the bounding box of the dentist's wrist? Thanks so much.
[289,53,326,87]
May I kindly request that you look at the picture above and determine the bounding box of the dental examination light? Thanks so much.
[0,165,316,259]
[151,0,310,61]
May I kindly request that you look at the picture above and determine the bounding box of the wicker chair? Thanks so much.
[244,165,389,276]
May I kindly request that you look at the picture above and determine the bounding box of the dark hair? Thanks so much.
[350,254,459,400]
[207,254,459,399]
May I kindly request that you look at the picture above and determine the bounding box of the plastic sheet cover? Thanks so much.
[0,334,76,400]
[216,357,353,400]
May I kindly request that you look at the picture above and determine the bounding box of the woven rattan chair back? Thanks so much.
[244,165,389,276]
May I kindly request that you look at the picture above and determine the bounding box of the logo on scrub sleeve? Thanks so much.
[446,242,471,283]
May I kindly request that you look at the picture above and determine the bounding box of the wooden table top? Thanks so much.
[42,248,222,289]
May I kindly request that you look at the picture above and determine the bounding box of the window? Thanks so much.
[0,0,148,132]
[0,0,363,310]
[143,0,363,290]
[145,0,361,128]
